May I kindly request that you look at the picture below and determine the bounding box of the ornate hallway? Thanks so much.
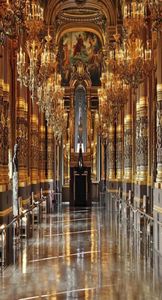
[0,201,162,300]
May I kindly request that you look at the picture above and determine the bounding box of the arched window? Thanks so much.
[74,85,87,152]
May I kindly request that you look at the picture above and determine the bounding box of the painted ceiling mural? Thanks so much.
[58,31,103,86]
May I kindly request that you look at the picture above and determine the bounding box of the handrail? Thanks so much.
[0,195,47,235]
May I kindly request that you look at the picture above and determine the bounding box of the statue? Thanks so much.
[78,144,84,170]
[13,143,19,172]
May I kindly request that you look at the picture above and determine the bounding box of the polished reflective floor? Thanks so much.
[1,204,162,299]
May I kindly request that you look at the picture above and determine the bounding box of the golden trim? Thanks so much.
[21,197,31,206]
[157,84,162,92]
[3,83,10,92]
[107,188,118,193]
[19,182,27,187]
[42,179,54,183]
[0,79,4,86]
[42,189,54,193]
[31,181,39,185]
[0,207,12,217]
[0,185,7,192]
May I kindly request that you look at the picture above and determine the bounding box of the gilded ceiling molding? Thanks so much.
[45,0,116,27]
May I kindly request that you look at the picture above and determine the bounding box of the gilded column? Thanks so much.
[101,141,105,181]
[17,87,29,191]
[156,31,162,183]
[108,124,115,180]
[138,84,148,183]
[135,96,141,181]
[0,41,12,222]
[39,114,46,186]
[153,30,162,255]
[47,126,54,190]
[124,91,132,182]
[116,112,123,180]
[31,103,40,195]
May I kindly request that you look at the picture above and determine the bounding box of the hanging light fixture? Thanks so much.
[106,71,129,114]
[37,72,67,141]
[16,0,45,101]
[107,0,154,90]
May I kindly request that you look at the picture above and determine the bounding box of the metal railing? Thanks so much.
[0,194,47,272]
[47,191,62,213]
[103,191,156,243]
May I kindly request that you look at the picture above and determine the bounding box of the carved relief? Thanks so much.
[17,117,28,168]
[124,128,132,168]
[0,97,9,165]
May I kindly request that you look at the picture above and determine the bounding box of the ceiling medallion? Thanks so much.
[75,0,86,5]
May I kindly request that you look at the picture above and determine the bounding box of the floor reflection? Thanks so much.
[0,205,162,299]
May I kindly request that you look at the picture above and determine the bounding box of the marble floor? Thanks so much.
[0,204,162,300]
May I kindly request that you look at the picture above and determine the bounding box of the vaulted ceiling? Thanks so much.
[41,0,122,46]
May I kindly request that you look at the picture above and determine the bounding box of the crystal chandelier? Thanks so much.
[17,38,42,101]
[98,70,128,128]
[37,73,67,141]
[24,0,44,37]
[17,0,45,101]
[0,0,26,44]
[107,0,154,90]
[106,72,129,115]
